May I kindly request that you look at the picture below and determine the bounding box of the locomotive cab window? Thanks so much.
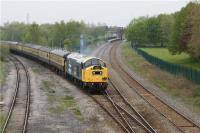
[83,59,106,69]
[84,60,92,68]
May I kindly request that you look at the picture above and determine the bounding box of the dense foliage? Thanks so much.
[0,20,108,51]
[125,15,173,47]
[125,2,200,60]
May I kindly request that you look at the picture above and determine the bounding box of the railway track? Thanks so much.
[1,55,31,133]
[91,82,157,133]
[107,41,200,132]
[108,79,157,132]
[90,42,157,132]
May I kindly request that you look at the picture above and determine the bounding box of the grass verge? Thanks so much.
[0,114,6,129]
[49,95,83,121]
[122,42,200,112]
[44,79,84,121]
[140,48,200,71]
[0,61,5,84]
[0,44,10,85]
[41,80,55,93]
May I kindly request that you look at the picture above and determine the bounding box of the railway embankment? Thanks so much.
[121,41,200,119]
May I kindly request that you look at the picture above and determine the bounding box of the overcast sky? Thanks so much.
[0,0,190,27]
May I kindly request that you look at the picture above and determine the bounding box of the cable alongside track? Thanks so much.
[108,41,200,132]
[1,55,31,133]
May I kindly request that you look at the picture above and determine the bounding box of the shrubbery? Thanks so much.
[0,45,9,61]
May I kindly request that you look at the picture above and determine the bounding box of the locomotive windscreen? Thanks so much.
[83,59,106,68]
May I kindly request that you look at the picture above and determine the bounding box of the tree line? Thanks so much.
[0,20,108,51]
[125,2,200,60]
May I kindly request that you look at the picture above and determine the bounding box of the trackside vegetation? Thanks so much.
[140,48,200,71]
[0,20,108,51]
[122,42,200,112]
[125,2,200,60]
[0,44,10,84]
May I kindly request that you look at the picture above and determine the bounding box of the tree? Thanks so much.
[146,17,161,45]
[125,17,149,47]
[126,16,163,47]
[0,20,108,51]
[25,23,41,44]
[0,22,27,41]
[168,2,200,60]
[169,2,195,54]
[188,2,200,59]
[158,14,174,47]
[39,24,54,46]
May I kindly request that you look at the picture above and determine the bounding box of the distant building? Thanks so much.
[107,27,124,40]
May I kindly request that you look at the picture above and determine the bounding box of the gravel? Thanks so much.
[117,42,200,127]
[11,52,120,132]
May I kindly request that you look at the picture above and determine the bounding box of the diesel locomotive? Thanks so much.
[9,42,108,92]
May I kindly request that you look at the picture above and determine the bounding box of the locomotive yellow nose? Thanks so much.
[82,66,108,83]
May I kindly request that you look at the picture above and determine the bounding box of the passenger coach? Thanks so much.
[9,42,108,92]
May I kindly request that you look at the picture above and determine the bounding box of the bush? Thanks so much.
[0,45,10,61]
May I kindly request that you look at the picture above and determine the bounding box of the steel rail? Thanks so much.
[96,42,156,133]
[90,95,131,133]
[1,55,31,133]
[12,55,31,133]
[104,91,136,133]
[110,41,200,132]
[1,57,20,133]
[108,80,157,133]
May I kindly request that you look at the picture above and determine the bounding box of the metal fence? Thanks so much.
[136,49,200,84]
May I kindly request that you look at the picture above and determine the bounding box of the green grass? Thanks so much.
[41,80,55,93]
[49,95,83,121]
[0,44,10,85]
[140,48,200,71]
[0,61,5,85]
[0,114,6,129]
[122,42,200,112]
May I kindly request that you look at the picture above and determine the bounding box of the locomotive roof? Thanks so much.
[67,52,99,63]
[50,49,70,57]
